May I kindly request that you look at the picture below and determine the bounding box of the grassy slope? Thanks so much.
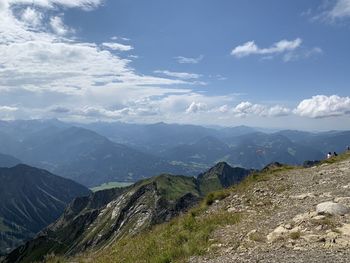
[45,152,350,263]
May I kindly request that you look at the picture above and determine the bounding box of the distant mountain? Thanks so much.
[14,126,198,186]
[5,162,251,262]
[226,132,324,169]
[79,121,220,153]
[163,136,230,164]
[217,125,258,138]
[0,153,21,168]
[0,119,68,142]
[0,119,349,187]
[275,130,315,143]
[301,131,350,154]
[162,132,325,170]
[0,164,90,255]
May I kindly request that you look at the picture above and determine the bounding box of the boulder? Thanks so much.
[316,201,350,216]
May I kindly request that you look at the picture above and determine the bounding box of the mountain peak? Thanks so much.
[197,161,251,194]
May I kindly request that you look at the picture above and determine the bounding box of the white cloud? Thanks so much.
[185,102,207,114]
[283,47,323,62]
[268,105,291,117]
[21,7,43,28]
[50,16,69,35]
[232,102,290,117]
[154,70,201,80]
[310,0,350,23]
[110,36,130,41]
[233,102,266,117]
[231,38,302,58]
[102,42,133,51]
[294,95,350,118]
[8,0,103,10]
[218,104,230,113]
[0,105,18,120]
[0,0,203,123]
[175,55,204,64]
[0,105,18,112]
[328,0,350,19]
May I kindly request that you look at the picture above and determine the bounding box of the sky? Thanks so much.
[0,0,350,130]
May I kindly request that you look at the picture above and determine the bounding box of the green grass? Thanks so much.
[230,165,295,194]
[46,155,350,263]
[91,182,133,192]
[148,174,200,201]
[92,208,241,263]
[204,190,230,206]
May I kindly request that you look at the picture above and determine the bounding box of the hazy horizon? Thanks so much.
[1,117,350,133]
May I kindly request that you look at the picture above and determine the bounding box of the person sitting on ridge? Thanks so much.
[334,151,338,157]
[327,152,332,159]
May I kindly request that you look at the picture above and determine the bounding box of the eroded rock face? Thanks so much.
[316,202,350,216]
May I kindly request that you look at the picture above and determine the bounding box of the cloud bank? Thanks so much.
[295,95,350,118]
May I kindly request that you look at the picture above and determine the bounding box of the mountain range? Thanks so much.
[0,165,90,255]
[0,119,349,187]
[4,162,251,263]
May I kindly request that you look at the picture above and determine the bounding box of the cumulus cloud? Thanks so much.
[102,42,133,51]
[268,105,291,117]
[294,95,350,118]
[231,38,302,58]
[175,55,204,64]
[21,7,43,28]
[50,16,70,35]
[232,102,290,117]
[154,70,201,80]
[233,102,266,117]
[185,102,207,114]
[0,0,199,122]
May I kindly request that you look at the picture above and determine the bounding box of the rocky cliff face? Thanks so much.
[5,163,250,263]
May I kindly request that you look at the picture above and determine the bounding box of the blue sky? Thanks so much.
[0,0,350,130]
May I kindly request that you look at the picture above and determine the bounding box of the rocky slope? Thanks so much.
[0,165,90,256]
[58,152,350,263]
[5,162,250,263]
[189,152,350,262]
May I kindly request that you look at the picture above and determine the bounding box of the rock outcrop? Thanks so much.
[316,201,350,216]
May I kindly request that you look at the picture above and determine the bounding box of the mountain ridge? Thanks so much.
[4,162,251,262]
[0,164,90,255]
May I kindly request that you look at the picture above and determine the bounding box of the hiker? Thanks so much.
[327,152,332,159]
[334,152,338,157]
